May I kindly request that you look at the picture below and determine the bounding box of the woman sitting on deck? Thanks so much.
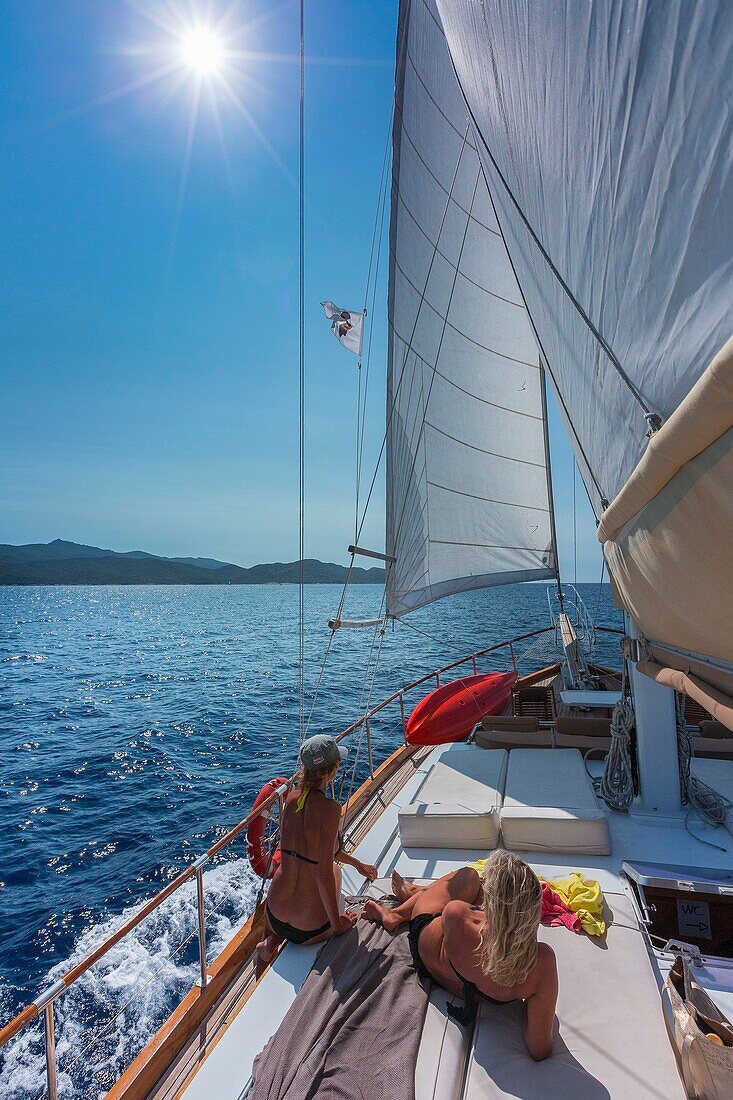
[364,851,558,1061]
[256,734,377,969]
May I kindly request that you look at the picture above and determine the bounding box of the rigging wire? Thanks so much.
[573,460,577,589]
[302,123,471,732]
[298,0,305,741]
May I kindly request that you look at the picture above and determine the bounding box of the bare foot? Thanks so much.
[363,898,404,932]
[391,870,420,902]
[255,934,280,978]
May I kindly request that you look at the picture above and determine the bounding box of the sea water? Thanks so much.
[0,583,622,1097]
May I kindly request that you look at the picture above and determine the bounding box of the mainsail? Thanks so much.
[385,0,555,618]
[434,0,733,678]
[436,0,732,517]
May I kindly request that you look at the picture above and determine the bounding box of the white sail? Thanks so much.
[436,0,733,517]
[386,0,555,619]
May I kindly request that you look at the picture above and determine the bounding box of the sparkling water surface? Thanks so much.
[0,583,622,1097]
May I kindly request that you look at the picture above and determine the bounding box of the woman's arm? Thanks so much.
[524,945,558,1060]
[335,845,378,881]
[316,801,353,932]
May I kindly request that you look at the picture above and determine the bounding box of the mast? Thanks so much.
[539,361,563,610]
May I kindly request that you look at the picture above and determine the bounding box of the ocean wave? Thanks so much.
[2,654,47,663]
[0,856,259,1099]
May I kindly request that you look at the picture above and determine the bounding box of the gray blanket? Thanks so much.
[249,916,429,1100]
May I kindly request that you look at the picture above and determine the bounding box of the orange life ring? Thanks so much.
[247,777,289,879]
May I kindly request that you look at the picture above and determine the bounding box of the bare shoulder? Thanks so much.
[529,941,558,997]
[314,794,341,826]
[536,941,557,971]
[441,900,480,947]
[441,899,474,926]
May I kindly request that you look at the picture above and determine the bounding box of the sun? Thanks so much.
[178,25,227,77]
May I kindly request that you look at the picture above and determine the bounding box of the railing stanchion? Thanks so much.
[399,693,406,734]
[472,656,477,676]
[44,1003,58,1100]
[194,856,209,989]
[365,716,375,778]
[435,673,440,687]
[509,642,517,673]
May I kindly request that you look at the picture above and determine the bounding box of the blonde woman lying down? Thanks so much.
[363,851,557,1060]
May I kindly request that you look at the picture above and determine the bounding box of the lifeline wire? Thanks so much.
[298,0,305,741]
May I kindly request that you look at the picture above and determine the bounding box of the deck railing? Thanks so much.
[0,623,622,1097]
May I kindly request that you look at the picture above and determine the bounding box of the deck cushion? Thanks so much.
[475,725,553,750]
[415,988,470,1100]
[555,716,611,752]
[463,891,684,1098]
[501,749,610,855]
[398,748,507,849]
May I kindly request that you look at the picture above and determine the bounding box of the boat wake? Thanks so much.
[0,856,260,1099]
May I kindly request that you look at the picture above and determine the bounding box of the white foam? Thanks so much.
[0,857,260,1099]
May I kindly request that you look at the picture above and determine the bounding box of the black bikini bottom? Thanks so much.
[266,903,330,945]
[407,912,520,1026]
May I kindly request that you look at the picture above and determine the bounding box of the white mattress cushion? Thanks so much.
[415,987,470,1100]
[398,748,507,849]
[463,891,684,1098]
[501,749,611,855]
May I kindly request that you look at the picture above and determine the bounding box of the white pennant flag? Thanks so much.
[321,301,364,357]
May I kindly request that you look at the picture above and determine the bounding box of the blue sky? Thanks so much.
[1,0,604,582]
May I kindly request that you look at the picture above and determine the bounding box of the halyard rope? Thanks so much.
[676,696,732,851]
[599,659,635,811]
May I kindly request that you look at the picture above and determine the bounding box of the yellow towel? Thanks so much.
[537,873,606,936]
[465,861,606,937]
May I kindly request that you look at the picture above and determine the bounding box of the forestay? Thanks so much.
[386,0,555,619]
[436,0,733,517]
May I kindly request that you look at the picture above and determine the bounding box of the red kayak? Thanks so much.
[405,671,517,746]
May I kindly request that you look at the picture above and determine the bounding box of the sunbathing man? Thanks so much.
[363,851,557,1061]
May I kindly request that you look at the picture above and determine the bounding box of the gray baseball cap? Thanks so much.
[299,734,347,771]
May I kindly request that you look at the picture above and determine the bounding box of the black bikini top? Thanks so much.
[281,847,319,866]
[280,788,337,867]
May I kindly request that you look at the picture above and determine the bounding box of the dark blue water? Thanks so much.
[0,583,622,1096]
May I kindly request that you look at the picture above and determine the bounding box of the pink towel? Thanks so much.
[541,882,581,933]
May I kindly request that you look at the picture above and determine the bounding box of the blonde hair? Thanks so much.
[296,761,339,794]
[477,851,542,987]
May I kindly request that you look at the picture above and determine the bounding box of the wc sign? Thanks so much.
[677,898,712,940]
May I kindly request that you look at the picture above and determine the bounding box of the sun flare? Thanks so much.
[179,25,227,77]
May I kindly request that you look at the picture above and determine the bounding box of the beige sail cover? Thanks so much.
[598,336,733,666]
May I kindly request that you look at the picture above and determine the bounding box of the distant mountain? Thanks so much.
[0,541,385,586]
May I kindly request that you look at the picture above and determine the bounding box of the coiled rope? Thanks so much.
[676,697,732,851]
[599,696,635,812]
[596,656,635,811]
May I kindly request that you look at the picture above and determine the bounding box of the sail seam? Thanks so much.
[403,45,477,151]
[393,109,498,234]
[427,480,550,511]
[428,365,542,421]
[391,202,521,304]
[391,242,521,317]
[389,313,538,370]
[429,539,546,552]
[424,421,546,468]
